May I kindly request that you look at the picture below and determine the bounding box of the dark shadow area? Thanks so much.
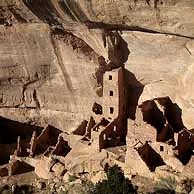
[24,0,89,24]
[152,189,176,194]
[0,140,29,165]
[157,97,185,132]
[178,149,193,165]
[11,161,35,176]
[85,21,162,33]
[0,116,42,165]
[95,59,106,90]
[92,102,103,115]
[104,31,130,66]
[0,143,17,165]
[0,116,42,144]
[157,124,174,143]
[23,0,61,24]
[104,124,127,151]
[14,185,34,194]
[166,103,185,132]
[137,143,165,171]
[176,129,194,165]
[0,166,8,177]
[52,137,71,157]
[139,101,166,133]
[125,70,144,120]
[59,0,89,22]
[0,18,6,25]
[73,120,88,136]
[104,136,126,149]
[35,125,61,155]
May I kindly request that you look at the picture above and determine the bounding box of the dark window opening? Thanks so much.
[110,91,113,96]
[92,102,102,115]
[160,145,164,152]
[108,117,112,120]
[110,107,114,114]
[109,75,112,80]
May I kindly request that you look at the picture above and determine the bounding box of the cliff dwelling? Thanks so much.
[1,2,194,193]
[0,63,193,184]
[0,116,42,165]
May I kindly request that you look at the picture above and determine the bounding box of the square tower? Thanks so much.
[103,67,127,121]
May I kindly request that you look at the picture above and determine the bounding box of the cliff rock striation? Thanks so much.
[0,0,194,130]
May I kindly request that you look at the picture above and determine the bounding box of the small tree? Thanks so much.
[89,165,137,194]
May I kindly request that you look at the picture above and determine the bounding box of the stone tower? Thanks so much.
[102,67,127,121]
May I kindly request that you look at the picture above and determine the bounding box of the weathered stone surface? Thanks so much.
[0,23,98,131]
[23,0,194,38]
[1,0,194,131]
[175,63,194,129]
[0,0,15,7]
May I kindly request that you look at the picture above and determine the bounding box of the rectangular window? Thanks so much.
[160,146,164,152]
[109,91,113,96]
[109,75,112,80]
[110,107,114,114]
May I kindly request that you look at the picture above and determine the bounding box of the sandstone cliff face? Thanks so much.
[1,0,194,130]
[0,23,99,131]
[23,0,194,37]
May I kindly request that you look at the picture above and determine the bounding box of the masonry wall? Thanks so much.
[103,69,120,120]
[99,119,125,150]
[29,125,61,155]
[85,117,96,139]
[52,137,71,157]
[127,118,157,144]
[125,147,152,177]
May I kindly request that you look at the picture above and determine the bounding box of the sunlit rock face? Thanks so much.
[23,0,194,37]
[0,23,98,131]
[71,0,194,37]
[0,0,194,130]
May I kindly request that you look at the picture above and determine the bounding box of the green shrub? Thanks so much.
[0,184,34,194]
[69,175,77,182]
[0,185,11,194]
[153,176,176,194]
[88,165,137,194]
